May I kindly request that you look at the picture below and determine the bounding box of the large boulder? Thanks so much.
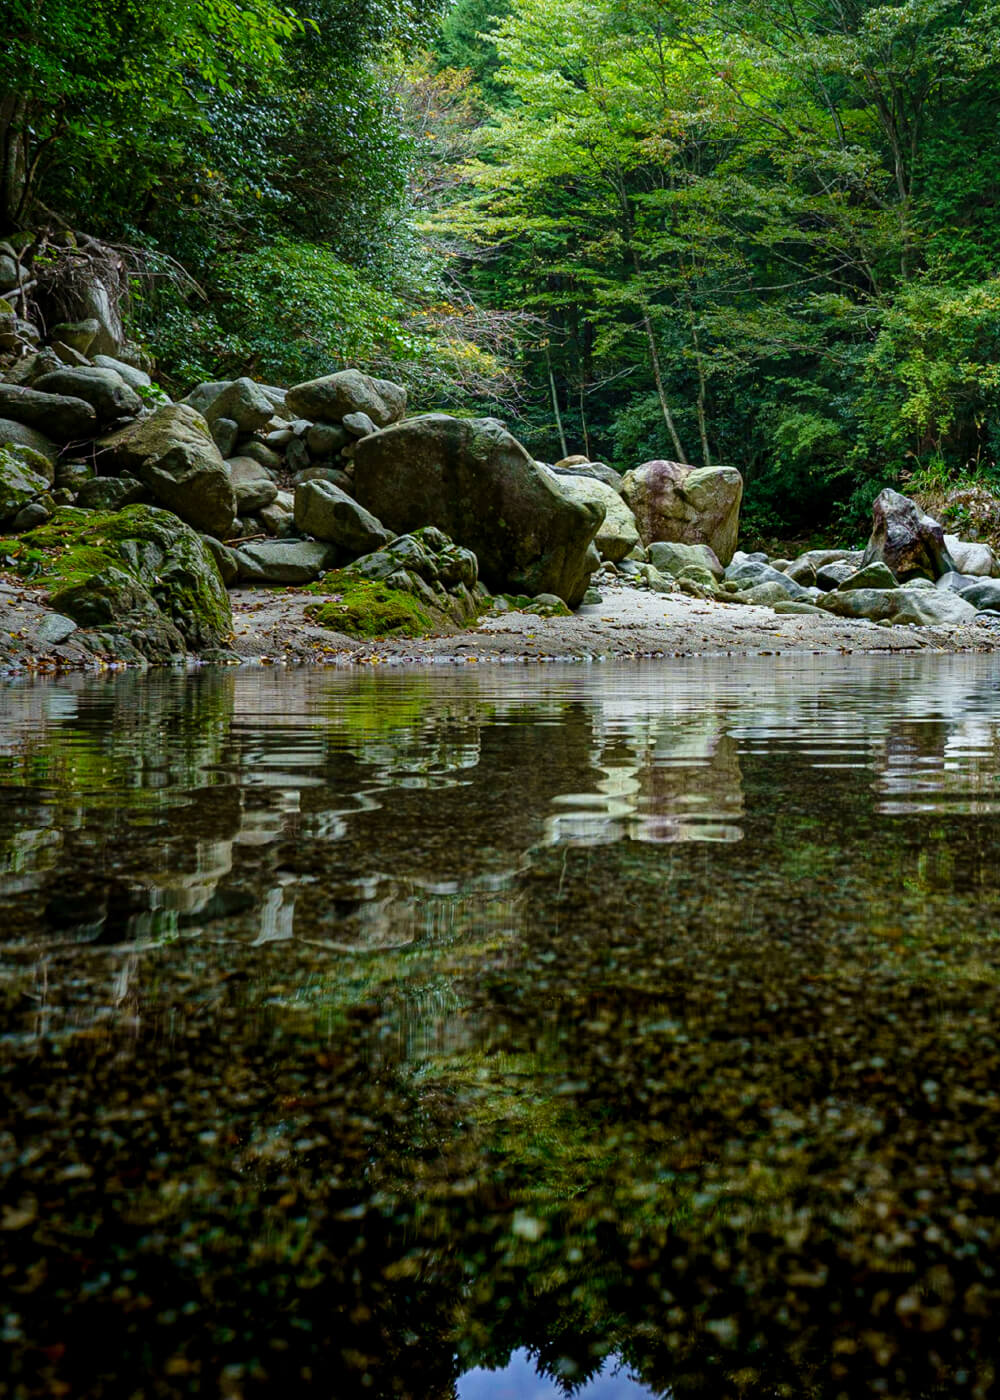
[0,445,53,524]
[548,460,625,494]
[0,383,97,440]
[862,489,955,581]
[944,534,997,577]
[285,369,406,428]
[546,471,639,562]
[185,377,274,433]
[353,414,603,606]
[294,478,392,557]
[621,460,743,566]
[97,404,237,537]
[724,558,810,599]
[33,366,142,426]
[0,505,231,657]
[953,578,1000,612]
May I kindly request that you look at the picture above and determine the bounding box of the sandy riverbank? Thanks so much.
[3,578,999,672]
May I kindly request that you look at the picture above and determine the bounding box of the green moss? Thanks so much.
[0,505,231,651]
[305,574,436,638]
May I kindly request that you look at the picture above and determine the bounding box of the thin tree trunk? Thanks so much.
[686,290,711,467]
[578,377,591,460]
[641,305,687,463]
[545,347,568,459]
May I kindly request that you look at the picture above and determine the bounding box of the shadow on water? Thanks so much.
[4,657,1000,1396]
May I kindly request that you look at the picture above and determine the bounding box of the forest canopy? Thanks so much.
[2,0,999,535]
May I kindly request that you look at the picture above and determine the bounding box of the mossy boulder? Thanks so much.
[0,444,54,524]
[97,404,237,537]
[306,526,489,637]
[0,505,232,658]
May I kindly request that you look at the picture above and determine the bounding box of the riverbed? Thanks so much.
[3,657,1000,1398]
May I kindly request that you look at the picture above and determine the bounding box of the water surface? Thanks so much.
[4,657,1000,1398]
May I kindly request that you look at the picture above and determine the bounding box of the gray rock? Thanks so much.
[235,539,337,584]
[732,581,798,608]
[97,403,237,537]
[50,341,91,367]
[863,488,955,580]
[227,456,278,514]
[0,383,97,439]
[890,589,978,627]
[306,422,350,457]
[836,561,897,591]
[12,500,52,531]
[183,380,232,418]
[936,571,981,593]
[202,377,274,433]
[342,411,377,438]
[547,470,639,562]
[784,559,817,587]
[816,588,897,622]
[294,478,392,556]
[353,414,602,606]
[201,535,240,587]
[76,475,148,511]
[49,318,100,355]
[724,559,810,599]
[0,253,18,291]
[294,466,354,493]
[548,461,625,494]
[285,369,407,428]
[3,348,62,387]
[943,534,997,577]
[286,437,311,474]
[0,418,57,470]
[35,612,78,645]
[771,600,828,616]
[647,540,724,581]
[266,428,294,449]
[815,560,858,590]
[259,497,295,537]
[55,461,95,492]
[0,445,54,523]
[33,366,142,426]
[953,578,1000,611]
[236,440,282,472]
[92,354,152,392]
[211,417,240,459]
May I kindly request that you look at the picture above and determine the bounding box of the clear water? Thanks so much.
[4,656,1000,1398]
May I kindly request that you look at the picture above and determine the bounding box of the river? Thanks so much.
[3,657,1000,1398]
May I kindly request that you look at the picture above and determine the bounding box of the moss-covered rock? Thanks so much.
[0,505,232,658]
[305,578,437,638]
[305,527,491,638]
[0,444,53,524]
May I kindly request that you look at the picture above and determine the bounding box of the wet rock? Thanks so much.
[98,403,237,537]
[0,382,97,439]
[622,459,743,566]
[294,478,392,557]
[646,540,724,581]
[862,488,955,581]
[235,539,337,584]
[353,414,602,606]
[34,611,78,645]
[547,470,639,563]
[33,365,143,425]
[286,369,406,428]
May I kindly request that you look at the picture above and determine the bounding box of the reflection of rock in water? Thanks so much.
[545,714,744,846]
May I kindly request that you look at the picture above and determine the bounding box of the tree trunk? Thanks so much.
[0,93,29,227]
[686,290,711,468]
[545,347,568,459]
[641,305,687,464]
